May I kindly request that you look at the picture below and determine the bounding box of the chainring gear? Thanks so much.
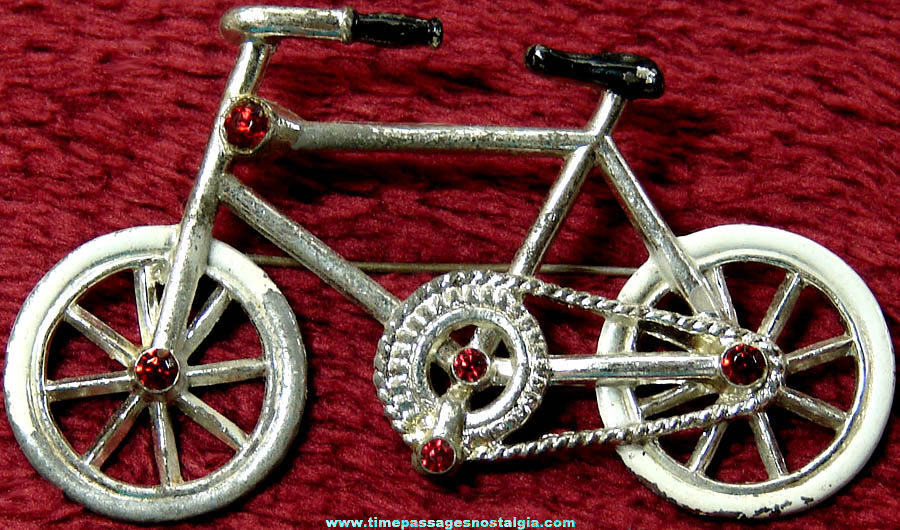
[374,271,550,453]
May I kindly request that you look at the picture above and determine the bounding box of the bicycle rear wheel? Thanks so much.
[596,224,893,517]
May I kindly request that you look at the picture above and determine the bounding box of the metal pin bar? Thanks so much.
[246,255,637,276]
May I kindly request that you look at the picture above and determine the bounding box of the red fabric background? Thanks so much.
[1,0,899,528]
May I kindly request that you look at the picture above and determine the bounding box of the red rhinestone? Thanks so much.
[420,438,455,473]
[452,347,489,382]
[134,349,179,391]
[721,343,766,385]
[223,100,269,149]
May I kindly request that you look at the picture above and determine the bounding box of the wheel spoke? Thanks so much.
[489,357,513,386]
[434,341,460,374]
[470,326,502,355]
[749,412,788,478]
[639,383,714,418]
[705,266,738,324]
[785,335,853,374]
[186,358,267,387]
[83,393,146,468]
[774,387,847,430]
[65,304,139,367]
[182,286,231,361]
[757,271,803,340]
[175,392,248,450]
[45,371,131,402]
[687,421,728,474]
[150,402,183,486]
[134,266,161,347]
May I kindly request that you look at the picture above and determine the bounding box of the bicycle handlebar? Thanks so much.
[220,6,442,48]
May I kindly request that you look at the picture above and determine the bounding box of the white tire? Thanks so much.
[596,224,893,517]
[5,225,306,522]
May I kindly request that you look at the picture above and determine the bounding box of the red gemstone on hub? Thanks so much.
[721,343,766,385]
[135,349,179,391]
[420,438,455,473]
[223,100,269,149]
[452,347,489,382]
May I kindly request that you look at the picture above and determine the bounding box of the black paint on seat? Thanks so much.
[525,44,664,100]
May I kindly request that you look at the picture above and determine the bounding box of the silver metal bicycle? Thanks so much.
[4,5,894,522]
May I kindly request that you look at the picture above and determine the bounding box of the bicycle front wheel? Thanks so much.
[5,225,306,522]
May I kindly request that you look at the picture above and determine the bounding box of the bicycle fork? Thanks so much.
[151,40,277,357]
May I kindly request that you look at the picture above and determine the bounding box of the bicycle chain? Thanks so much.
[375,270,785,463]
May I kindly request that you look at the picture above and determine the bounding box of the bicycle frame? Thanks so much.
[7,6,892,521]
[150,13,731,388]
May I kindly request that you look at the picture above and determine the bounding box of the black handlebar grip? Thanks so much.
[351,12,443,48]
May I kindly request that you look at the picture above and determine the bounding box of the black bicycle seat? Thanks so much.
[524,44,664,100]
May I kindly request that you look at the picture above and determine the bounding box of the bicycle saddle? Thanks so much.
[525,44,664,100]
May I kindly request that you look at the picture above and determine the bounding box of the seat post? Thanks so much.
[587,90,626,137]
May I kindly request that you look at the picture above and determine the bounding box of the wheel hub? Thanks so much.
[134,349,180,393]
[720,343,767,386]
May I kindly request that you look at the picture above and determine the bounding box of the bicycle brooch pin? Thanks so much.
[5,5,893,522]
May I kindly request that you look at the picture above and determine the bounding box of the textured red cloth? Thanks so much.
[1,0,899,528]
